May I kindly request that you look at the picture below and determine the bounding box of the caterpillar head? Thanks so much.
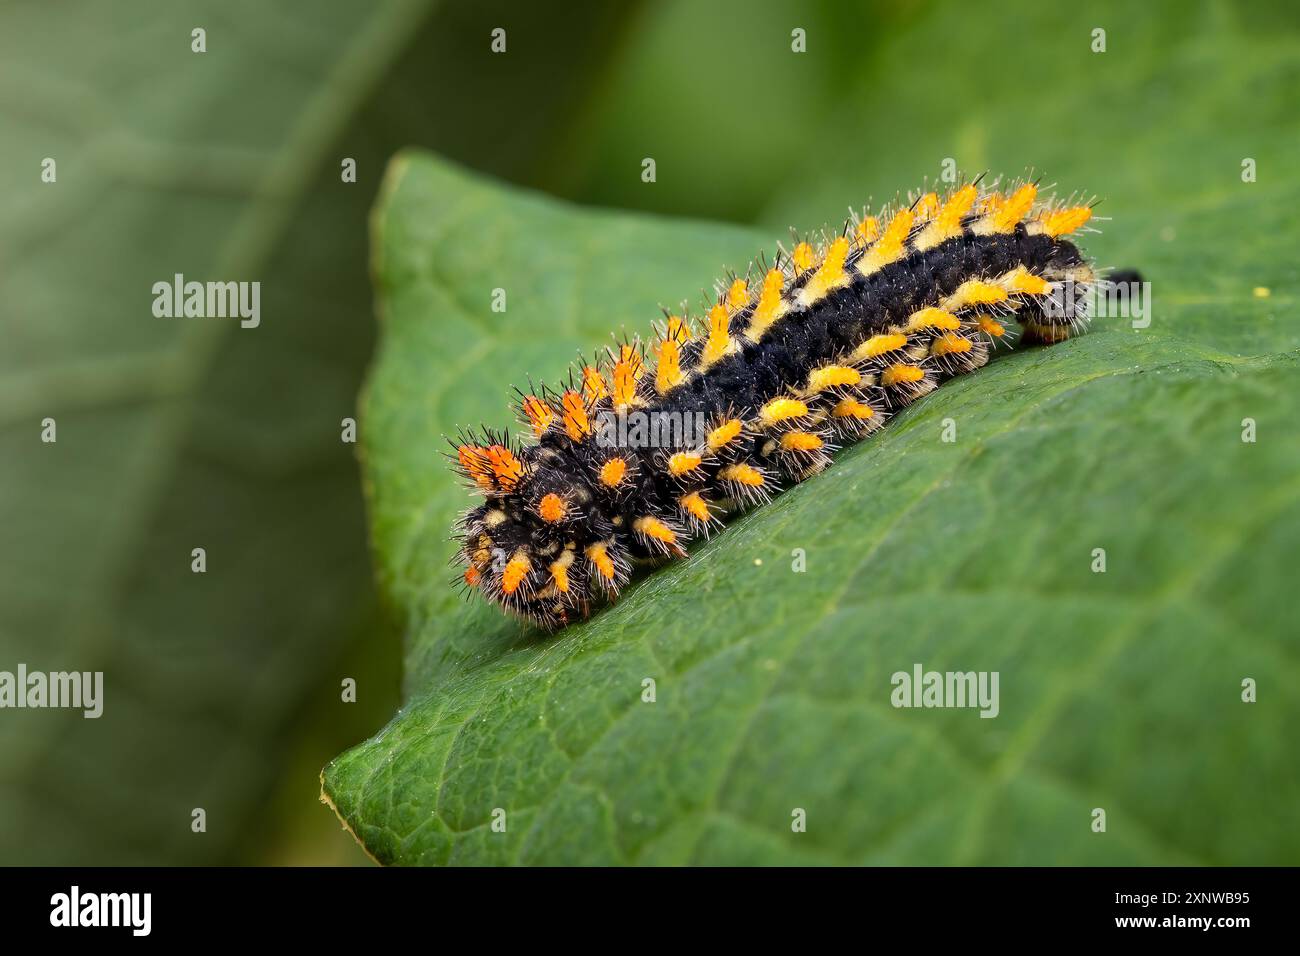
[453,439,617,629]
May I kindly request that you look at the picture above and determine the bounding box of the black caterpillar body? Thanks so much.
[453,180,1102,629]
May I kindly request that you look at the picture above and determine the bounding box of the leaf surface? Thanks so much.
[324,149,1299,864]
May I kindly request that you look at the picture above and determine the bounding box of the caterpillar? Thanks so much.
[453,177,1109,630]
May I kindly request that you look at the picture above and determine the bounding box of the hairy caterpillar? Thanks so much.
[453,178,1110,629]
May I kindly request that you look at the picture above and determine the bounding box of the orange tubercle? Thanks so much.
[501,554,531,595]
[561,390,591,440]
[538,493,567,523]
[599,457,628,487]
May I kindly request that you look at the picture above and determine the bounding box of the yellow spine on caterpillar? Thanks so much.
[746,268,786,341]
[881,364,925,387]
[856,215,880,245]
[486,445,525,490]
[655,338,684,394]
[680,491,712,523]
[501,552,531,595]
[858,208,915,275]
[780,431,824,451]
[702,303,732,366]
[914,184,977,250]
[707,418,743,450]
[942,279,1009,311]
[560,390,591,440]
[719,463,765,487]
[582,366,608,402]
[612,358,638,408]
[1038,206,1092,238]
[798,236,851,307]
[585,542,616,582]
[975,183,1037,234]
[791,242,815,273]
[806,365,861,392]
[634,515,678,546]
[668,451,703,477]
[906,307,962,332]
[726,278,749,310]
[852,333,909,360]
[760,397,809,425]
[521,395,554,437]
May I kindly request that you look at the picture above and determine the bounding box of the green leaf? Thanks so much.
[324,0,1300,865]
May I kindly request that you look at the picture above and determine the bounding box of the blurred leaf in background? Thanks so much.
[324,0,1300,864]
[0,0,642,864]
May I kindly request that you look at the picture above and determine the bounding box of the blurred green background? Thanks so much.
[1,0,1295,864]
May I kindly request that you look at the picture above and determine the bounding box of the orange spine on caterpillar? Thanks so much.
[452,176,1109,629]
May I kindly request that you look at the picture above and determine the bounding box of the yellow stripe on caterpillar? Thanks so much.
[585,542,616,581]
[780,430,824,451]
[680,491,713,523]
[942,279,1009,311]
[851,332,909,360]
[881,363,926,386]
[857,208,914,275]
[797,236,851,307]
[701,303,733,366]
[805,364,861,392]
[634,515,678,545]
[930,333,974,356]
[832,398,875,420]
[667,451,703,476]
[1035,205,1092,238]
[707,418,744,450]
[655,338,684,394]
[973,183,1037,235]
[997,266,1052,296]
[906,307,962,332]
[561,390,591,440]
[791,241,815,273]
[746,268,787,341]
[759,397,809,425]
[913,184,977,251]
[718,463,765,487]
